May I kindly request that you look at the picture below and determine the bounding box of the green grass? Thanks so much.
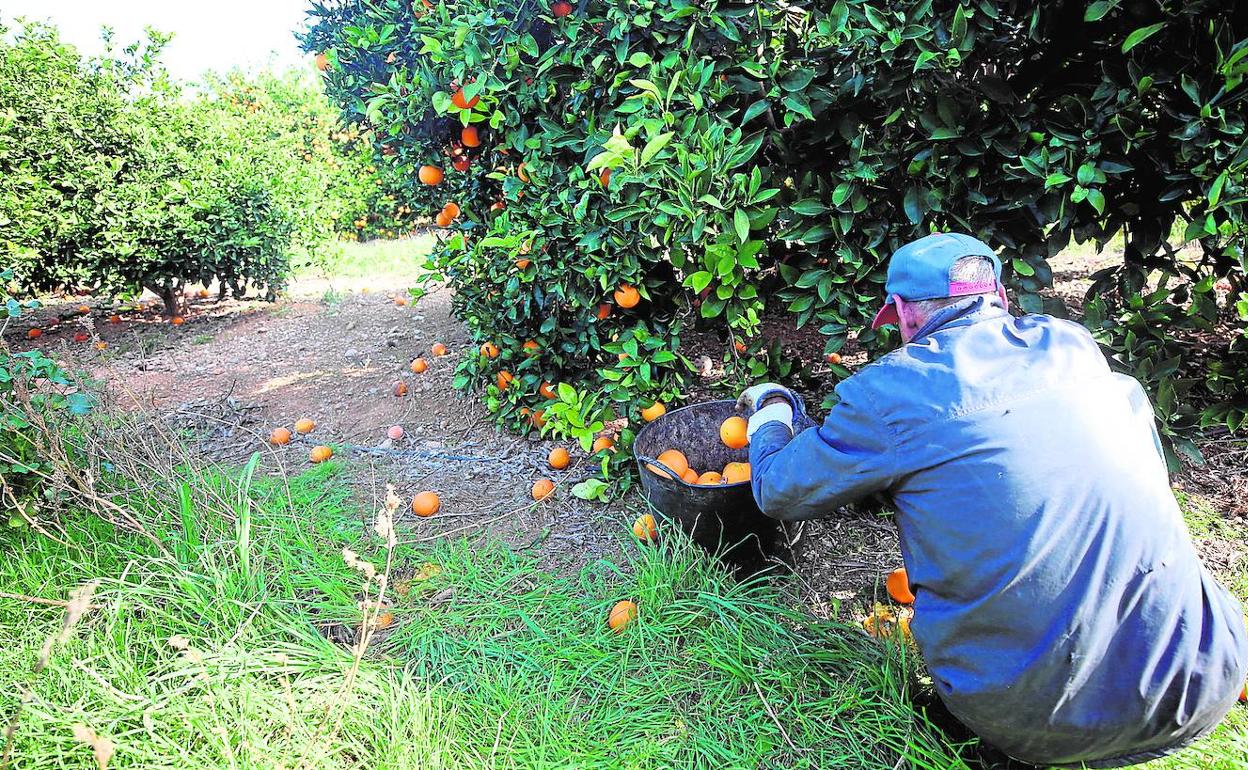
[304,236,436,282]
[1175,489,1248,600]
[1,456,1243,769]
[0,459,964,769]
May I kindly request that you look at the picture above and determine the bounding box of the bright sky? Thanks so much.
[2,0,314,82]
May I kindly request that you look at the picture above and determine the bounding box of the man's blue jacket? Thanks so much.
[749,298,1248,768]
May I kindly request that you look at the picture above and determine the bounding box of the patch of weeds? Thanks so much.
[1175,491,1237,539]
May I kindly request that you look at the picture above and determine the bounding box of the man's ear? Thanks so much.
[996,284,1010,312]
[893,295,918,341]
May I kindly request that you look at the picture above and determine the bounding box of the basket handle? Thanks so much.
[638,455,694,485]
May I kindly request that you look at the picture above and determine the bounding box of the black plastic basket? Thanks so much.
[633,399,789,574]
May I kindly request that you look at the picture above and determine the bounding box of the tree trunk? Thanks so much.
[145,281,184,317]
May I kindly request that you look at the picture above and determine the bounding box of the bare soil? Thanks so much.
[10,278,625,573]
[8,246,1245,622]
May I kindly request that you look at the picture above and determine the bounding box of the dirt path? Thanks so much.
[13,274,626,571]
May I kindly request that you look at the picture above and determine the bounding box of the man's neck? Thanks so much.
[910,295,1006,342]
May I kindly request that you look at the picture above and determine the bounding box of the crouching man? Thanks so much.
[738,233,1247,768]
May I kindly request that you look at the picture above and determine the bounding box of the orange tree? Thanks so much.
[0,22,374,315]
[304,0,1248,465]
[201,70,415,247]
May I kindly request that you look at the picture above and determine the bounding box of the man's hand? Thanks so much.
[736,383,794,415]
[736,383,796,440]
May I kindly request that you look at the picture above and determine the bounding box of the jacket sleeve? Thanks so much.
[748,380,898,521]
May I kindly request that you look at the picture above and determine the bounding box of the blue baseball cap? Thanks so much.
[871,232,1002,329]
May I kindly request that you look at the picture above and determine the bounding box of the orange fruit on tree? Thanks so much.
[269,427,292,445]
[294,418,316,434]
[442,202,461,219]
[680,467,699,484]
[886,567,915,604]
[548,447,570,470]
[596,303,611,320]
[480,341,499,358]
[647,448,688,480]
[435,211,452,228]
[607,600,637,633]
[496,370,513,390]
[532,478,555,501]
[538,382,557,399]
[393,380,409,397]
[640,401,666,422]
[418,165,444,185]
[171,316,185,325]
[723,462,751,484]
[412,491,441,517]
[315,52,329,71]
[26,328,41,339]
[431,342,448,357]
[632,513,657,542]
[530,409,547,428]
[310,445,334,463]
[613,284,640,308]
[719,416,748,449]
[552,0,574,17]
[410,357,428,373]
[697,470,723,485]
[522,340,539,356]
[450,88,480,110]
[461,125,481,147]
[592,436,615,454]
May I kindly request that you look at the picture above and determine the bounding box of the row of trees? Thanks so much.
[304,0,1248,464]
[0,20,409,316]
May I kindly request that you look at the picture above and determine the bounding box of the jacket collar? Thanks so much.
[910,296,1009,343]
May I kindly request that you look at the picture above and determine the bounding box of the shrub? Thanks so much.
[303,0,1243,455]
[0,269,91,516]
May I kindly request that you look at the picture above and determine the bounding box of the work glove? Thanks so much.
[736,383,796,440]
